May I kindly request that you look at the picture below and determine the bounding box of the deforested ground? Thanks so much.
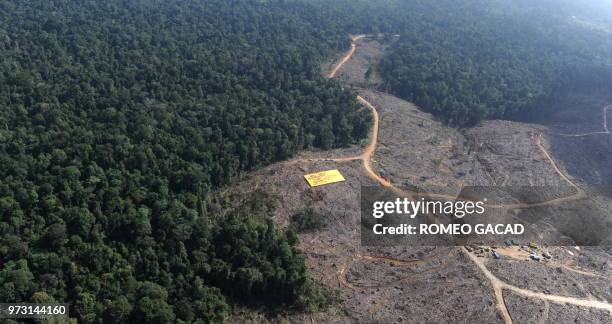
[227,37,611,323]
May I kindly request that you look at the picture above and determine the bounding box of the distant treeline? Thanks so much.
[307,0,612,125]
[377,0,612,125]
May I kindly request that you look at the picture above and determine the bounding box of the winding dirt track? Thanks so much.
[319,35,612,323]
[327,35,367,79]
[337,248,452,292]
[324,37,587,209]
[552,105,611,137]
[464,248,612,313]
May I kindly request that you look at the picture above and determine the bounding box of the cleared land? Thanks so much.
[228,36,611,323]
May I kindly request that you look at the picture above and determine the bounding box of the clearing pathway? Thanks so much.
[552,105,611,137]
[317,34,612,324]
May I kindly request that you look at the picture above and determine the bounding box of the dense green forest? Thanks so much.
[374,0,612,125]
[3,0,612,322]
[303,0,612,125]
[0,0,368,322]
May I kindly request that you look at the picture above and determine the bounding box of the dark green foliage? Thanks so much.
[0,0,353,322]
[290,206,327,233]
[3,0,612,322]
[304,0,612,125]
[207,192,328,311]
[375,0,612,126]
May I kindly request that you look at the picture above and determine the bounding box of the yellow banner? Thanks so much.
[304,170,346,187]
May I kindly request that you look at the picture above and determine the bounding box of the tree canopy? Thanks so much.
[0,0,362,322]
[2,0,612,322]
[375,0,612,125]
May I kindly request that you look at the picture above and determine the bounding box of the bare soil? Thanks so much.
[362,89,576,196]
[227,36,612,323]
[530,93,612,186]
[505,291,612,323]
[327,35,392,88]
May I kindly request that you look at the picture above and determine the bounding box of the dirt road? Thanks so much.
[324,35,586,208]
[320,34,612,323]
[552,105,611,137]
[464,247,612,316]
[327,35,367,78]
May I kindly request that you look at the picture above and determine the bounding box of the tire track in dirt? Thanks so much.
[551,105,611,137]
[337,250,451,291]
[562,263,612,280]
[463,247,612,323]
[497,247,611,280]
[327,35,367,79]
